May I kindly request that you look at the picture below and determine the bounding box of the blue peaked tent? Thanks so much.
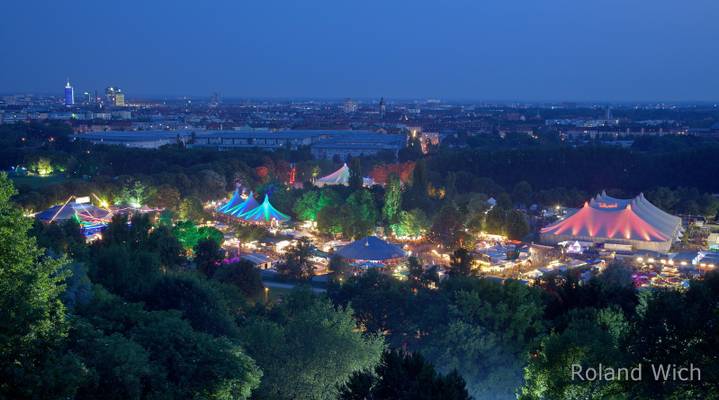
[217,189,243,213]
[226,192,260,217]
[239,194,290,223]
[336,236,406,261]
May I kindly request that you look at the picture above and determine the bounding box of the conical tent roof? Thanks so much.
[226,192,260,217]
[217,188,242,213]
[336,236,406,261]
[37,201,111,223]
[316,163,350,187]
[240,194,290,223]
[541,193,680,242]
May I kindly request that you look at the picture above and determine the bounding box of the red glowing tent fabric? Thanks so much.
[541,192,681,243]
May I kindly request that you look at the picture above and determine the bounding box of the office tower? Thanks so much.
[379,97,386,118]
[64,79,74,106]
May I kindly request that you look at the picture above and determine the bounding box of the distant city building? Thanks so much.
[343,98,358,113]
[74,129,405,158]
[379,97,386,118]
[64,79,74,107]
[105,86,125,107]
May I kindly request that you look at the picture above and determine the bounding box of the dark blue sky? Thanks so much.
[2,0,718,101]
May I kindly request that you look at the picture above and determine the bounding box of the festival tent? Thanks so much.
[239,194,291,223]
[225,191,260,217]
[217,188,243,213]
[37,200,111,224]
[316,163,350,187]
[540,192,681,253]
[335,236,406,261]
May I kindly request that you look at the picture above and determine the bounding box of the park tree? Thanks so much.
[520,308,629,400]
[512,181,533,208]
[343,189,378,239]
[276,238,314,281]
[213,260,265,300]
[293,190,320,221]
[317,205,344,237]
[142,273,240,338]
[0,173,84,398]
[406,256,424,287]
[449,248,473,276]
[349,157,364,190]
[429,202,464,247]
[149,183,181,210]
[382,174,402,223]
[72,287,261,399]
[178,196,207,221]
[328,254,352,281]
[194,238,225,278]
[340,350,471,400]
[240,289,384,400]
[505,210,530,240]
[390,208,430,239]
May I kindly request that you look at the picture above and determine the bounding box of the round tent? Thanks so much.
[335,236,406,261]
[239,194,290,223]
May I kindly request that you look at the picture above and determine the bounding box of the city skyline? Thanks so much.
[2,0,719,102]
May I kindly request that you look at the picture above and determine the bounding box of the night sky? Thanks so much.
[2,0,718,101]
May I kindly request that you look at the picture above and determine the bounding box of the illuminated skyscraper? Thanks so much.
[64,79,74,106]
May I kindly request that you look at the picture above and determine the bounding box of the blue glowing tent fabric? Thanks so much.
[239,194,290,223]
[226,192,260,217]
[335,236,406,261]
[217,189,242,213]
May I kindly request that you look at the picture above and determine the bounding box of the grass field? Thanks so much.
[10,174,67,189]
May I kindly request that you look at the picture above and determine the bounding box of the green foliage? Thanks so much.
[213,260,265,300]
[429,202,465,247]
[341,189,379,239]
[520,308,629,400]
[172,220,223,250]
[484,207,530,240]
[178,196,208,221]
[0,173,84,398]
[73,287,261,399]
[449,248,473,276]
[341,350,471,400]
[382,174,402,223]
[276,238,314,281]
[194,238,225,277]
[142,273,240,337]
[349,158,364,190]
[115,181,152,208]
[390,208,430,238]
[240,289,384,400]
[293,188,341,222]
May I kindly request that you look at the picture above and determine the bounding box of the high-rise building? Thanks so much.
[114,92,125,107]
[105,86,125,107]
[379,97,386,118]
[64,79,74,107]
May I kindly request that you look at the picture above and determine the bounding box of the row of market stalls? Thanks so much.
[216,190,290,224]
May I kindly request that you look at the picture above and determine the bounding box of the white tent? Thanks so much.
[316,163,350,187]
